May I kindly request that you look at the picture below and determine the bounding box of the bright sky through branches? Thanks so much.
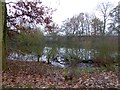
[6,0,119,25]
[41,0,119,25]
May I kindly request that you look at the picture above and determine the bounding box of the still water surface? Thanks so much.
[8,47,118,68]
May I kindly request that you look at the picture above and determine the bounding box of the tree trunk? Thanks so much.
[37,56,40,62]
[103,16,106,36]
[0,1,2,72]
[47,57,50,64]
[1,1,7,71]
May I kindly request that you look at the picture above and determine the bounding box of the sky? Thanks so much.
[6,0,120,26]
[41,0,119,25]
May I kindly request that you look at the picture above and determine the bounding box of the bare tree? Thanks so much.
[91,16,103,36]
[97,2,113,35]
[61,18,73,36]
[62,13,85,36]
[84,13,92,36]
[108,1,120,35]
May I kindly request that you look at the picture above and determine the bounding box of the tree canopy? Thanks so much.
[7,1,55,32]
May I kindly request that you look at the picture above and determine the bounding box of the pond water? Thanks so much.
[8,46,118,68]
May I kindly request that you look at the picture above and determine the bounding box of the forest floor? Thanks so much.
[2,60,120,89]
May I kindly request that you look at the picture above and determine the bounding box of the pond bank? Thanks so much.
[2,60,120,88]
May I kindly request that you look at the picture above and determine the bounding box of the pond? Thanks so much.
[8,46,118,69]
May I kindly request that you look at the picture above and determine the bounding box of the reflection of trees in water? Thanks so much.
[8,46,118,68]
[8,47,96,60]
[43,47,98,66]
[8,35,118,67]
